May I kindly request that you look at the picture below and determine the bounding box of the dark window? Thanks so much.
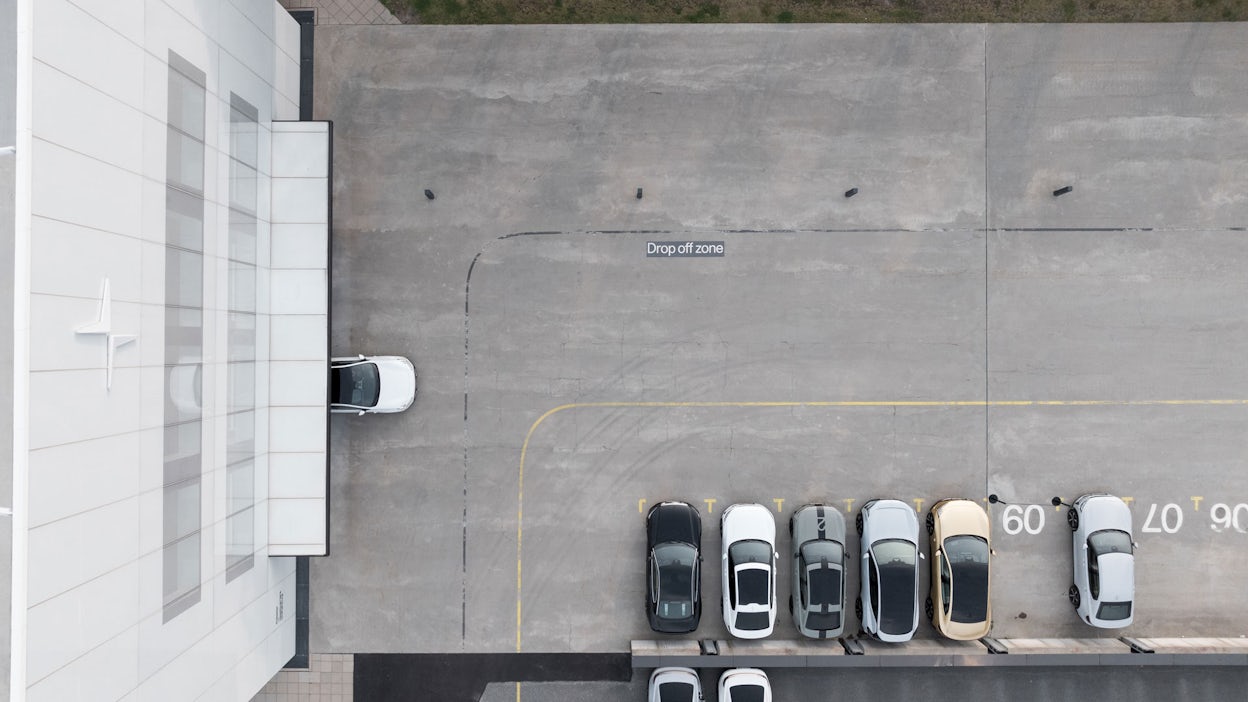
[873,539,918,636]
[734,611,770,631]
[868,554,880,616]
[807,566,842,608]
[944,535,989,623]
[805,610,841,631]
[332,362,381,408]
[728,540,772,606]
[657,682,695,702]
[1097,601,1132,621]
[800,540,844,609]
[735,568,769,606]
[728,685,766,702]
[653,543,696,620]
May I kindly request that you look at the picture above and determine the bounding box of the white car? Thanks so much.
[330,355,416,414]
[718,668,771,702]
[1068,493,1135,628]
[856,499,923,642]
[721,503,777,639]
[648,667,703,702]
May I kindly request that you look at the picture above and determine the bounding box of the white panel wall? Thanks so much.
[267,121,329,557]
[18,1,303,700]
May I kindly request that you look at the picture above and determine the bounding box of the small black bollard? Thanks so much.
[424,189,435,200]
[1052,185,1073,197]
[636,188,643,200]
[844,187,858,198]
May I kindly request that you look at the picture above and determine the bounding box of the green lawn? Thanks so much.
[383,0,1246,24]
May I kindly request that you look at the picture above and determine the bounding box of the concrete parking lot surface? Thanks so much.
[314,23,1248,657]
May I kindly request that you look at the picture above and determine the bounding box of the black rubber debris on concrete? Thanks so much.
[355,653,631,702]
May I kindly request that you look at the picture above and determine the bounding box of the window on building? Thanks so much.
[225,93,258,582]
[163,51,206,621]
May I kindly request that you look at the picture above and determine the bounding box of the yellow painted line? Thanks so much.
[513,398,1248,652]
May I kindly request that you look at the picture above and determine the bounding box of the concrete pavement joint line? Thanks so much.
[463,252,483,646]
[513,399,1248,653]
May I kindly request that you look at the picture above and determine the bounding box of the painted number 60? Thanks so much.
[1002,504,1045,535]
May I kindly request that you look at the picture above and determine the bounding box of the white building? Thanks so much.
[3,1,331,699]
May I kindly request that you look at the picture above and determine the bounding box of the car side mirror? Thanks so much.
[920,552,926,560]
[357,410,366,417]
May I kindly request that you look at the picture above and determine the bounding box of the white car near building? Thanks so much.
[721,503,778,639]
[648,667,703,702]
[718,668,771,702]
[330,355,417,414]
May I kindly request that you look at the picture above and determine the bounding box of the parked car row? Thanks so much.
[648,667,769,702]
[645,494,1136,642]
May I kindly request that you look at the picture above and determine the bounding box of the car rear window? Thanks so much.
[1097,601,1132,621]
[658,682,694,702]
[735,611,770,631]
[728,685,766,702]
[805,610,841,631]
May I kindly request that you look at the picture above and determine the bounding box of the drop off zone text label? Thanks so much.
[646,241,725,257]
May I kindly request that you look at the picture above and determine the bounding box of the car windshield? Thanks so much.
[728,685,766,702]
[1088,529,1133,559]
[653,543,695,618]
[657,682,695,702]
[332,362,380,407]
[1097,601,1132,621]
[873,539,917,636]
[944,535,989,623]
[729,540,772,605]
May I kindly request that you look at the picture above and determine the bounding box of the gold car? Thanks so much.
[925,498,991,640]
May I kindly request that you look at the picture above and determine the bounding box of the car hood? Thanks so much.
[374,356,416,411]
[1097,552,1135,601]
[866,502,918,543]
[792,505,846,551]
[651,502,699,545]
[1080,494,1132,532]
[723,504,776,546]
[935,499,989,539]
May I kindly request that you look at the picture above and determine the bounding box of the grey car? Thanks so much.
[789,504,847,639]
[856,499,923,642]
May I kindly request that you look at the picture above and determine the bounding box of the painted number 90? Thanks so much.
[1002,504,1046,535]
[1209,503,1248,533]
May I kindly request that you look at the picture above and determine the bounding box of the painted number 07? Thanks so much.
[1002,504,1045,535]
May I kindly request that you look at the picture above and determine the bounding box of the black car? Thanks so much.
[646,501,703,633]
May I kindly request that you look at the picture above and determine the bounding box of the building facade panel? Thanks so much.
[12,1,304,699]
